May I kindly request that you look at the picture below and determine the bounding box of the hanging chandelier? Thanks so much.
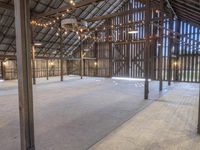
[61,18,88,33]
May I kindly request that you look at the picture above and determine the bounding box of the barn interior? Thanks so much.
[0,0,200,150]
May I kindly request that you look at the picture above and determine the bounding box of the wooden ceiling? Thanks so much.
[0,0,126,58]
[171,0,200,26]
[0,0,199,58]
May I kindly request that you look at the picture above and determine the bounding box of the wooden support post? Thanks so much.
[1,61,5,80]
[46,59,49,80]
[144,0,150,99]
[174,19,180,81]
[31,45,36,85]
[168,17,173,86]
[198,55,200,134]
[80,41,83,79]
[31,26,36,85]
[94,32,98,77]
[14,0,35,150]
[158,0,164,91]
[109,29,113,78]
[151,12,158,80]
[65,60,68,76]
[83,59,86,76]
[198,79,200,134]
[60,26,64,81]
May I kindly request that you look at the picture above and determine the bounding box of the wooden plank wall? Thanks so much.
[2,59,68,80]
[1,60,17,80]
[2,0,200,82]
[69,0,200,83]
[175,21,200,82]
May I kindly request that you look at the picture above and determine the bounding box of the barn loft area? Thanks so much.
[0,0,200,150]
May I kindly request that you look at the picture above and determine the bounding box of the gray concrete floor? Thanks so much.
[0,76,175,150]
[90,83,200,150]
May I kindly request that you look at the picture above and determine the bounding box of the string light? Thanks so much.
[69,0,75,6]
[30,17,151,42]
[3,61,7,66]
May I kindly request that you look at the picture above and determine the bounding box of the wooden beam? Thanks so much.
[0,2,14,10]
[33,0,104,18]
[174,19,180,81]
[109,21,113,78]
[158,0,164,91]
[46,59,49,80]
[85,6,159,22]
[60,25,64,81]
[167,18,173,86]
[31,27,36,85]
[80,41,84,79]
[32,45,36,85]
[94,32,98,77]
[172,1,200,16]
[198,79,200,134]
[14,0,35,150]
[0,54,98,61]
[144,0,151,99]
[0,61,5,80]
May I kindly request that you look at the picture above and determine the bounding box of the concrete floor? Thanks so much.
[0,76,195,150]
[90,83,200,150]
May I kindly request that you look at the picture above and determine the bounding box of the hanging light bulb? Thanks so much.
[56,32,59,36]
[156,10,160,13]
[3,61,8,66]
[128,28,138,34]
